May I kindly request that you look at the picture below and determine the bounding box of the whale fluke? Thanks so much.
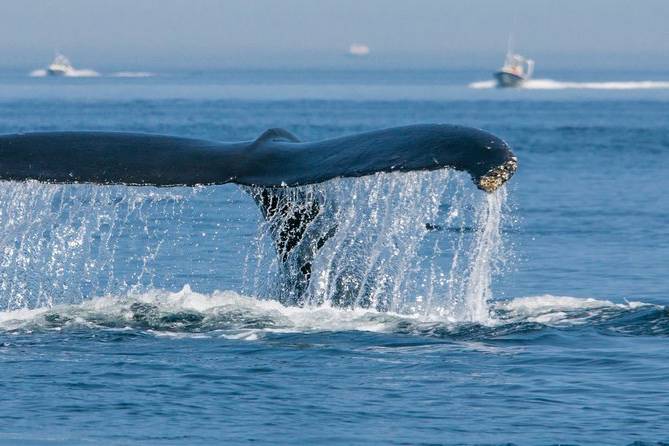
[0,124,517,304]
[0,124,516,190]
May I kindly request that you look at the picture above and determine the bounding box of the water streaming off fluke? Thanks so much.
[244,170,510,322]
[0,171,510,323]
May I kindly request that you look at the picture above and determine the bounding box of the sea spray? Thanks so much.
[0,172,510,322]
[245,170,510,321]
[461,187,507,322]
[305,170,448,312]
[0,181,190,310]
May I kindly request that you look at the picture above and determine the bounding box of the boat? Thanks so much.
[348,43,370,57]
[493,42,534,88]
[47,53,76,76]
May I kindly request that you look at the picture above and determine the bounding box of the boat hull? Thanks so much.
[493,71,526,88]
[47,68,68,76]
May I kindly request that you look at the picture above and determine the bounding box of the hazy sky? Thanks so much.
[2,0,668,69]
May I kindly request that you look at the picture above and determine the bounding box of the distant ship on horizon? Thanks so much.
[29,52,100,78]
[47,52,77,76]
[348,43,370,57]
[493,38,534,88]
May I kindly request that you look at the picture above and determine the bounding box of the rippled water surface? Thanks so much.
[0,69,668,445]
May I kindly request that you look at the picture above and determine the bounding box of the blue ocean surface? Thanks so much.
[0,69,668,445]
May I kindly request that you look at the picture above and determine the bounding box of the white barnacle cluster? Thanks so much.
[477,158,518,193]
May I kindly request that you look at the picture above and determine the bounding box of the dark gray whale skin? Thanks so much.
[0,124,516,191]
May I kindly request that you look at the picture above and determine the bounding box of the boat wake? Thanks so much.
[0,286,665,339]
[29,68,100,78]
[110,71,156,78]
[469,79,669,90]
[29,70,155,78]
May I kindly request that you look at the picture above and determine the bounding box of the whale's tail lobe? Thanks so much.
[0,125,517,304]
[0,124,516,190]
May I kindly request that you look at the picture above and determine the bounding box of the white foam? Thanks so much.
[0,306,48,326]
[468,80,497,89]
[524,79,669,90]
[0,285,446,335]
[0,286,658,337]
[503,295,614,312]
[29,69,100,78]
[468,79,669,90]
[111,71,156,78]
[29,69,48,77]
[496,294,650,325]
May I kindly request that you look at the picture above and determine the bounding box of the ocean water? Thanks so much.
[0,69,668,445]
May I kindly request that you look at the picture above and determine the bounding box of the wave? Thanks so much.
[469,79,669,90]
[1,286,665,339]
[29,69,100,78]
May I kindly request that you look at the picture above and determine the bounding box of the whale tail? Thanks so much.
[0,124,517,306]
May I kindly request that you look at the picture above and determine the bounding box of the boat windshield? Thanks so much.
[502,52,534,77]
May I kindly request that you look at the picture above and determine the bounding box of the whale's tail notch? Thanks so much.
[253,128,301,145]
